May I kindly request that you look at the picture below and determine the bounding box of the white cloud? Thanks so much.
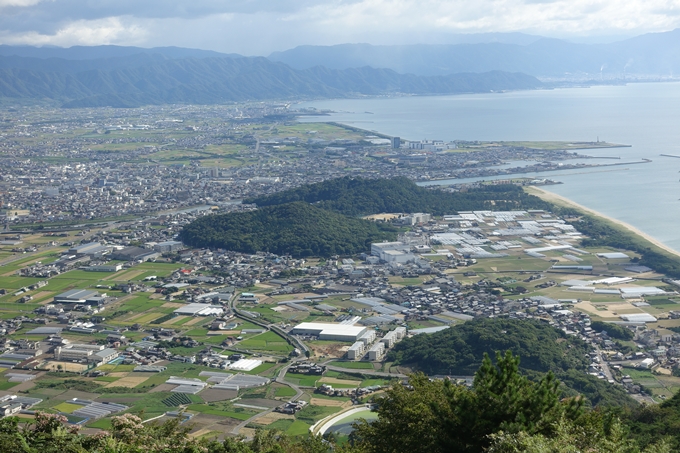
[0,16,147,47]
[1,0,680,53]
[0,0,43,7]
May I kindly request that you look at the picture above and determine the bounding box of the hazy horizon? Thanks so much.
[0,0,678,55]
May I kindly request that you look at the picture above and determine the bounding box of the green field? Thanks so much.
[187,404,257,421]
[329,361,375,370]
[238,331,293,354]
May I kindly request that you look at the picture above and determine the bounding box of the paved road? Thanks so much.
[594,346,615,381]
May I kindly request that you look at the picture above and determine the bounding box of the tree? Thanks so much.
[487,415,671,453]
[353,351,584,453]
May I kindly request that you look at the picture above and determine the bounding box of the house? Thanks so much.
[0,402,22,417]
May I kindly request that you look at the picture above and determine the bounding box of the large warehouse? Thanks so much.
[290,322,368,342]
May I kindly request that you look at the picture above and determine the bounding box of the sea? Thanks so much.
[297,82,680,253]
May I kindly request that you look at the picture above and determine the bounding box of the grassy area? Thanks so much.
[285,372,319,387]
[275,386,297,398]
[187,404,255,421]
[295,405,342,424]
[238,331,293,354]
[329,361,375,370]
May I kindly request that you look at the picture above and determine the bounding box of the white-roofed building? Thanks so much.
[347,342,365,360]
[620,313,658,323]
[291,322,368,342]
[620,287,667,298]
[367,342,385,361]
[229,359,262,371]
[173,303,224,316]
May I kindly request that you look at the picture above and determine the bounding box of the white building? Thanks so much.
[371,241,410,257]
[173,303,224,316]
[367,342,385,361]
[381,327,407,348]
[347,342,365,360]
[153,241,185,253]
[290,322,368,342]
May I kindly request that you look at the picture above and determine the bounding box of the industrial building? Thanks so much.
[371,241,409,256]
[54,344,118,365]
[370,241,416,263]
[110,246,159,262]
[84,264,123,272]
[173,303,224,316]
[53,289,105,306]
[153,241,185,253]
[68,242,111,258]
[290,322,368,342]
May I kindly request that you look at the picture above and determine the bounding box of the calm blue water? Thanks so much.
[297,83,680,252]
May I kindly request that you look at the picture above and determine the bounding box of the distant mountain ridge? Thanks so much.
[268,29,680,77]
[0,44,235,60]
[0,52,542,108]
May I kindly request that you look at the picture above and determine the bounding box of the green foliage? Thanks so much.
[487,414,671,453]
[386,318,635,408]
[388,318,589,375]
[624,389,680,450]
[590,321,635,340]
[353,352,583,453]
[179,201,397,257]
[246,177,553,217]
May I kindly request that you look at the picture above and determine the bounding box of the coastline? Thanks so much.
[526,186,680,260]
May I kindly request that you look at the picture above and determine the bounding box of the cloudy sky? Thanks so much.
[0,0,679,55]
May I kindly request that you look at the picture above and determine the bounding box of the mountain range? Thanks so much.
[0,52,540,108]
[269,29,680,77]
[0,28,678,107]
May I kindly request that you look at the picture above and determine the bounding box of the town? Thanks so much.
[0,103,676,440]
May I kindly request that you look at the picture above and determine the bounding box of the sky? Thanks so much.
[0,0,679,55]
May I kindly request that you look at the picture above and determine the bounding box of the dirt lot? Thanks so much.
[161,302,185,308]
[105,376,149,388]
[575,301,644,318]
[309,343,347,359]
[237,398,279,408]
[31,291,54,302]
[188,428,212,438]
[163,316,188,326]
[53,389,100,401]
[149,383,177,393]
[108,269,147,281]
[45,361,88,372]
[11,381,36,392]
[309,397,349,407]
[252,412,295,425]
[318,377,361,386]
[184,317,206,326]
[199,388,238,402]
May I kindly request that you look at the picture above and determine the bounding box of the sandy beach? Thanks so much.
[526,186,680,260]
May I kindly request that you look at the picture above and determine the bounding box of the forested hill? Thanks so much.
[178,201,397,258]
[0,51,541,107]
[387,318,635,407]
[181,178,554,257]
[245,176,553,216]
